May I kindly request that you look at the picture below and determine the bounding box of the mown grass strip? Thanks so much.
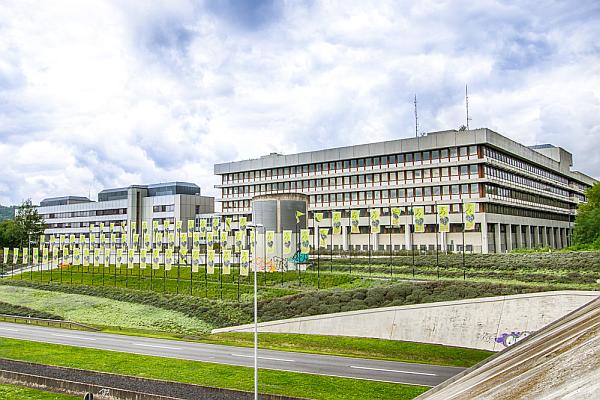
[198,332,492,368]
[0,383,78,400]
[0,337,429,400]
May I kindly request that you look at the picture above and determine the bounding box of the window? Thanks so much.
[441,148,449,159]
[469,145,477,156]
[470,164,478,175]
[414,152,421,162]
[450,147,458,158]
[459,147,468,158]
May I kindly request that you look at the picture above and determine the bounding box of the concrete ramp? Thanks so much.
[212,291,599,351]
[416,295,600,399]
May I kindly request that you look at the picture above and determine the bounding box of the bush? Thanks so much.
[0,300,63,320]
[245,281,560,323]
[0,280,251,328]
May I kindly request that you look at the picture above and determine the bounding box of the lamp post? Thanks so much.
[248,222,264,400]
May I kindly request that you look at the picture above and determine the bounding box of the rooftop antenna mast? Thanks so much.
[414,94,418,138]
[465,84,472,130]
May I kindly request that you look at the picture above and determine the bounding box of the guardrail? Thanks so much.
[0,314,99,331]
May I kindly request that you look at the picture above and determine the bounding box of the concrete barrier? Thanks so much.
[213,290,599,351]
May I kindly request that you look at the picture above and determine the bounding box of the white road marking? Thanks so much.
[0,327,20,332]
[132,343,182,350]
[350,365,437,376]
[52,333,96,340]
[231,353,295,362]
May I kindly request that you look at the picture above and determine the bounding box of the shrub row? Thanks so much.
[0,280,252,328]
[245,281,561,323]
[0,300,63,320]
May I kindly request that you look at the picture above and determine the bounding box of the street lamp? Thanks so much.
[247,222,264,400]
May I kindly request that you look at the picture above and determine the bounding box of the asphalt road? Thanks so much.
[0,321,463,387]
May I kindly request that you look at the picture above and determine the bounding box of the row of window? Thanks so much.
[222,184,481,211]
[484,184,571,210]
[222,165,481,197]
[42,208,127,220]
[152,205,175,212]
[486,204,570,222]
[223,146,480,183]
[484,147,569,185]
[484,166,570,197]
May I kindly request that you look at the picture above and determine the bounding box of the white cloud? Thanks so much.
[0,0,598,206]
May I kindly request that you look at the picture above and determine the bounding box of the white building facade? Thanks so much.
[38,182,214,245]
[214,129,596,254]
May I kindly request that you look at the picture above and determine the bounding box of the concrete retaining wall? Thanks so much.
[213,291,599,351]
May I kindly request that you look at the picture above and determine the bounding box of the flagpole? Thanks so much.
[249,223,263,400]
[435,202,439,279]
[462,201,466,280]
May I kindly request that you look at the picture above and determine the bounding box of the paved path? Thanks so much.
[0,322,463,387]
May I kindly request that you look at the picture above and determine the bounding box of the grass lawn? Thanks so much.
[0,337,429,400]
[0,285,211,335]
[198,332,492,368]
[0,384,78,400]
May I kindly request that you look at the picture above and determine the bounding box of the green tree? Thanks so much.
[573,183,600,246]
[13,199,46,247]
[0,220,21,248]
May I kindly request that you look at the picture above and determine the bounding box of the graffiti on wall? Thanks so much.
[495,331,532,347]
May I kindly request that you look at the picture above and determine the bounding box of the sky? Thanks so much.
[0,0,599,206]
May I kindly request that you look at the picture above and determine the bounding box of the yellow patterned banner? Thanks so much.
[239,216,247,231]
[350,210,360,233]
[82,248,88,266]
[319,228,329,248]
[193,232,201,248]
[266,231,275,255]
[300,229,310,254]
[240,250,249,276]
[464,203,476,231]
[152,249,160,270]
[207,250,215,274]
[206,231,213,247]
[220,231,228,248]
[225,217,232,232]
[187,219,195,231]
[143,233,151,249]
[93,248,100,267]
[212,217,220,231]
[140,249,147,269]
[314,212,323,223]
[104,247,111,268]
[168,233,175,248]
[282,230,292,256]
[22,248,29,264]
[165,248,173,271]
[235,230,244,251]
[32,248,39,265]
[222,249,231,275]
[128,249,135,269]
[73,248,81,266]
[142,221,148,233]
[332,211,342,235]
[413,207,425,233]
[2,248,8,264]
[391,207,401,227]
[438,205,450,233]
[370,209,381,234]
[191,249,200,273]
[199,219,207,237]
[116,248,123,269]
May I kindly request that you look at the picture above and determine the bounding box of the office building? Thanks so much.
[38,182,214,244]
[214,128,597,253]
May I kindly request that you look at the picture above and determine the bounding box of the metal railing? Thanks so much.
[0,314,99,331]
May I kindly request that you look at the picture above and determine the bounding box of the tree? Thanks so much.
[13,199,46,247]
[573,183,600,246]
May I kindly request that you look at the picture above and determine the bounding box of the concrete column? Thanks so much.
[555,228,561,249]
[549,227,555,248]
[525,226,532,249]
[372,233,379,251]
[481,220,489,254]
[404,223,412,251]
[561,228,568,249]
[542,227,548,247]
[516,225,523,249]
[495,223,502,253]
[506,224,513,252]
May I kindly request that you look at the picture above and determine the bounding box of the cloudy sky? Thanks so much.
[1,0,599,206]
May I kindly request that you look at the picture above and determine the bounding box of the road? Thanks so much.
[0,322,462,387]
